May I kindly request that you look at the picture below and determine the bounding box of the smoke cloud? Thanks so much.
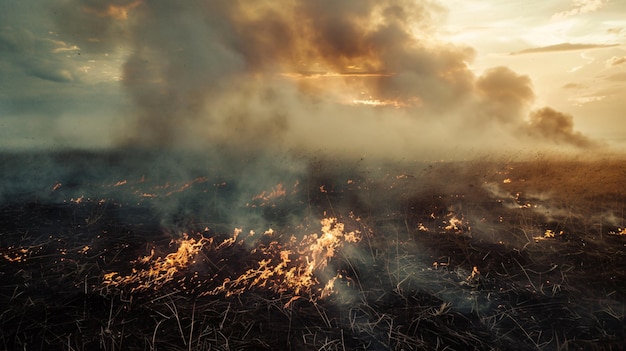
[525,107,597,148]
[475,66,534,124]
[52,0,600,159]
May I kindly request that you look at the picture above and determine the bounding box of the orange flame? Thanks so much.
[102,234,209,293]
[209,217,361,298]
[101,218,361,300]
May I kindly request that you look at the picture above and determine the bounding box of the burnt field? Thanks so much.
[0,150,625,350]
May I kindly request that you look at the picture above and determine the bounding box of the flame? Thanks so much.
[609,228,626,236]
[252,183,287,201]
[543,229,563,238]
[2,248,30,263]
[209,217,361,298]
[164,178,208,197]
[417,223,429,232]
[467,266,480,281]
[101,218,361,300]
[533,229,565,241]
[249,183,289,207]
[443,214,469,233]
[102,234,209,293]
[123,177,209,199]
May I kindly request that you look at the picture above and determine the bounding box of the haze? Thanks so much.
[1,0,624,159]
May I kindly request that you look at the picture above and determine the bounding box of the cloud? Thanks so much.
[605,72,626,81]
[552,0,608,19]
[45,0,599,158]
[0,26,81,83]
[606,56,626,66]
[511,43,619,55]
[607,27,623,35]
[50,0,137,54]
[0,1,129,151]
[562,82,585,89]
[0,2,84,84]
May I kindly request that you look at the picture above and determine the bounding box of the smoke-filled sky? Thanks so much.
[1,0,625,158]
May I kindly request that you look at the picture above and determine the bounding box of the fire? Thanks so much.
[101,218,361,300]
[249,183,292,207]
[209,217,361,298]
[543,229,563,238]
[534,229,565,241]
[252,183,286,202]
[417,223,429,232]
[443,214,469,233]
[2,248,30,263]
[102,234,209,293]
[164,177,208,197]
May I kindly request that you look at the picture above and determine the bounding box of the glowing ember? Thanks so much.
[534,229,565,241]
[252,183,287,202]
[467,266,480,281]
[608,228,626,235]
[443,214,468,233]
[249,183,292,207]
[3,248,30,263]
[544,229,563,238]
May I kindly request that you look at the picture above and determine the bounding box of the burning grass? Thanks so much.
[0,151,625,350]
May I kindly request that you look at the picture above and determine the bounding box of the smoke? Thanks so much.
[525,107,597,148]
[475,66,534,124]
[51,0,600,159]
[35,0,611,236]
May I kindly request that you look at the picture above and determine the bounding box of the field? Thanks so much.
[1,150,625,350]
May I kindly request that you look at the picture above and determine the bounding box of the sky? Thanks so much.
[0,0,624,158]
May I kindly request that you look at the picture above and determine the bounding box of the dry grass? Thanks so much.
[0,151,624,350]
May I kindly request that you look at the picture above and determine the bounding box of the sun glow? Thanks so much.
[351,98,408,108]
[82,1,142,20]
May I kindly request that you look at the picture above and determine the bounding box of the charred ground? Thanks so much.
[0,150,625,350]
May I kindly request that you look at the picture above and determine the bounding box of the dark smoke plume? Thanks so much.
[525,107,597,148]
